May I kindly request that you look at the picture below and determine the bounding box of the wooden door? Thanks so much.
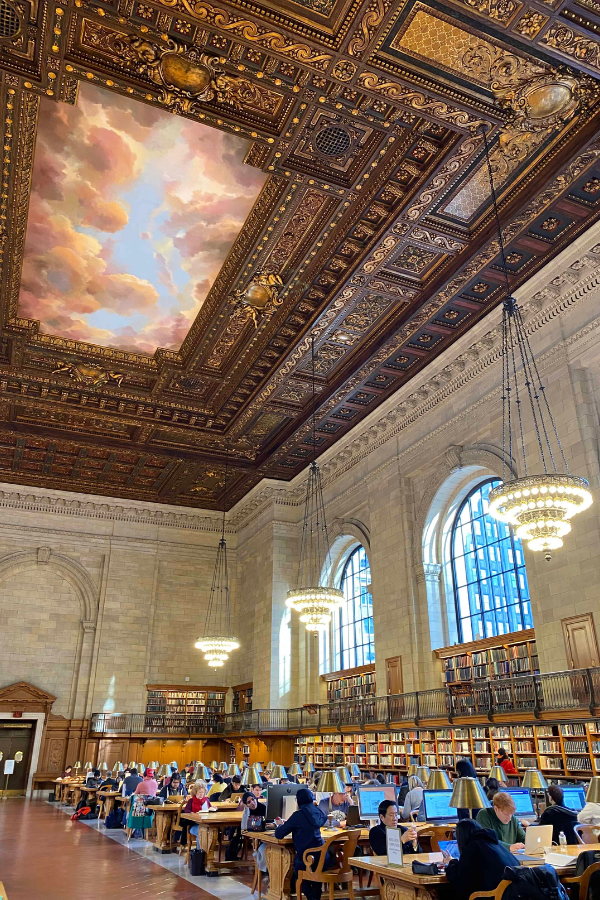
[0,722,34,794]
[385,656,402,695]
[562,613,600,669]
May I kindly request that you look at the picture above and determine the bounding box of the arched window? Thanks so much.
[333,546,374,671]
[279,608,291,697]
[451,479,532,642]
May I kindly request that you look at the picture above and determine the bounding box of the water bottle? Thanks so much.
[559,831,567,852]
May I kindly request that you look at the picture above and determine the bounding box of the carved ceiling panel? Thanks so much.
[0,0,598,507]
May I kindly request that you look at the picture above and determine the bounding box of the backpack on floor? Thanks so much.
[190,848,206,876]
[105,807,125,829]
[71,806,91,820]
[79,807,98,820]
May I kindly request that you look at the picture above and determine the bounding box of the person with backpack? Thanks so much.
[539,784,578,844]
[122,767,143,797]
[274,788,329,900]
[444,819,518,900]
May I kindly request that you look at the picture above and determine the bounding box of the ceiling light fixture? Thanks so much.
[195,444,240,666]
[480,125,592,559]
[286,336,343,631]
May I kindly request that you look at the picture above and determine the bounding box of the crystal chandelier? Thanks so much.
[286,336,343,631]
[195,447,240,666]
[479,126,592,558]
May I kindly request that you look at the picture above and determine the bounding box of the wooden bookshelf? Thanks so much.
[435,630,538,685]
[145,684,226,717]
[232,683,253,713]
[293,720,600,781]
[321,664,376,702]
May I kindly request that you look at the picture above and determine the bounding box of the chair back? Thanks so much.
[575,824,600,844]
[303,832,358,875]
[428,824,456,852]
[468,881,511,900]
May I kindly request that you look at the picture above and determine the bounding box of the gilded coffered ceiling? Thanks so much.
[0,0,599,507]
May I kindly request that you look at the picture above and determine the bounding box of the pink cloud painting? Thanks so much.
[19,83,268,354]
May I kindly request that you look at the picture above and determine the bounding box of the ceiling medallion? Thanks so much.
[478,127,593,559]
[122,38,267,114]
[52,361,124,388]
[231,272,284,328]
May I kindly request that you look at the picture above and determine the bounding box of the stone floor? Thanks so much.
[0,799,257,899]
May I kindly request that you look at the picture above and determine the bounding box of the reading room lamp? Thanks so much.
[228,763,241,778]
[407,764,419,777]
[449,778,490,811]
[336,766,352,785]
[303,762,315,777]
[350,764,361,778]
[427,770,452,790]
[288,763,302,777]
[415,766,430,784]
[194,764,210,781]
[267,761,277,770]
[272,765,287,781]
[586,777,600,803]
[210,760,218,769]
[254,762,263,773]
[241,767,262,786]
[317,770,344,793]
[489,766,508,783]
[219,762,229,772]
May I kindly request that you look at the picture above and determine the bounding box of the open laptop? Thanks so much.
[523,824,553,856]
[561,786,586,812]
[438,840,460,859]
[498,788,536,820]
[422,790,459,824]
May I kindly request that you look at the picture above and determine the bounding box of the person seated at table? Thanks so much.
[317,791,352,824]
[274,788,329,900]
[476,790,526,851]
[484,777,499,802]
[183,782,211,848]
[159,771,187,800]
[496,747,518,776]
[369,800,421,856]
[539,784,578,844]
[241,791,268,873]
[134,768,158,797]
[227,775,245,798]
[100,773,120,790]
[60,766,73,779]
[208,772,228,797]
[455,758,480,820]
[578,788,600,826]
[444,819,518,900]
[402,776,425,822]
[86,769,102,788]
[251,783,266,801]
[122,767,143,796]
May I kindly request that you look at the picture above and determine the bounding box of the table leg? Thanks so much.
[264,843,295,900]
[104,796,114,819]
[197,823,220,873]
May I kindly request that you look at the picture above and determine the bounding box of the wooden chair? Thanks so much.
[564,861,600,899]
[426,825,456,852]
[297,831,360,900]
[468,882,511,900]
[574,824,600,844]
[251,859,264,900]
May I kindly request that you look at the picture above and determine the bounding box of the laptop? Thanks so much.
[523,824,553,856]
[346,805,367,828]
[561,786,586,812]
[438,840,460,859]
[498,788,535,819]
[422,790,459,824]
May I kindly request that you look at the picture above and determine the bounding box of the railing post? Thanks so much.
[533,674,542,718]
[415,691,420,725]
[587,668,596,714]
[488,681,495,721]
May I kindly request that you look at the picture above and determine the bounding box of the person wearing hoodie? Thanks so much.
[444,819,518,900]
[539,784,578,843]
[274,788,328,900]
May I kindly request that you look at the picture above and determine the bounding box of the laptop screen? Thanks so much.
[561,786,586,812]
[357,785,396,819]
[438,840,460,859]
[423,789,458,823]
[499,788,535,817]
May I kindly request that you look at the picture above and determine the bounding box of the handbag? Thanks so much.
[190,848,206,876]
[247,815,265,832]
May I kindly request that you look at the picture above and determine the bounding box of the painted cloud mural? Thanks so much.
[19,83,268,354]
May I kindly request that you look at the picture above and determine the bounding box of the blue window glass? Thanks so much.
[333,546,374,671]
[451,480,532,642]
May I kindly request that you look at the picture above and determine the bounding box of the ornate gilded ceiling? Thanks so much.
[0,0,600,507]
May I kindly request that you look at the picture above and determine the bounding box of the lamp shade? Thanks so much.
[336,766,352,785]
[254,763,263,773]
[241,767,262,786]
[521,769,548,790]
[113,762,124,773]
[99,762,109,772]
[74,761,81,769]
[427,770,452,790]
[151,761,159,769]
[137,763,145,775]
[211,760,218,769]
[350,764,361,778]
[416,766,430,784]
[84,761,93,770]
[489,766,508,783]
[228,763,241,778]
[194,764,210,781]
[303,762,315,775]
[267,761,276,770]
[317,770,344,793]
[158,764,172,779]
[289,763,302,776]
[272,765,287,780]
[170,760,178,767]
[407,764,419,777]
[449,778,490,810]
[219,762,228,772]
[587,777,600,804]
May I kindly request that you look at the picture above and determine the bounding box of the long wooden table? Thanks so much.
[350,846,600,900]
[181,811,251,874]
[152,800,185,852]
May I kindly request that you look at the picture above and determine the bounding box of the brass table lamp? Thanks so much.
[427,770,452,790]
[336,767,352,785]
[489,766,507,783]
[272,765,287,781]
[241,767,262,786]
[449,778,490,811]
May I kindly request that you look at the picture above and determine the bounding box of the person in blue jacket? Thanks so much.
[274,788,328,900]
